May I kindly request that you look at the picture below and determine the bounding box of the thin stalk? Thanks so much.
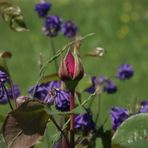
[61,116,68,148]
[62,128,68,148]
[50,38,58,72]
[8,78,16,107]
[95,95,101,123]
[70,90,75,148]
[50,116,70,147]
[2,84,13,110]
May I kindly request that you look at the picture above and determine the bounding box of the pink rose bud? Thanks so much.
[59,49,84,81]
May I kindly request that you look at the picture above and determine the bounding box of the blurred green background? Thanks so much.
[0,0,148,147]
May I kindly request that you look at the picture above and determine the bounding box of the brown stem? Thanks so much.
[70,91,75,148]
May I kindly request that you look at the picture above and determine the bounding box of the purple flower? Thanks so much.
[75,112,95,132]
[0,84,8,104]
[118,64,134,80]
[139,101,148,113]
[85,76,106,94]
[62,20,78,38]
[110,107,129,131]
[29,81,61,101]
[35,0,52,17]
[104,80,117,94]
[85,76,117,94]
[54,89,70,111]
[29,81,70,111]
[7,84,20,98]
[43,15,62,37]
[0,70,8,83]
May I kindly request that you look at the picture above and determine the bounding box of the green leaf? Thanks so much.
[39,73,60,84]
[112,113,148,148]
[0,0,28,32]
[2,99,50,148]
[76,75,92,93]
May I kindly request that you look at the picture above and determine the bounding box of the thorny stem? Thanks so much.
[70,90,75,148]
[2,84,13,110]
[50,38,58,72]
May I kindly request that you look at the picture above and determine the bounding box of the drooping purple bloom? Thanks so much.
[35,0,52,17]
[118,64,134,80]
[62,20,78,38]
[139,101,148,113]
[54,89,70,111]
[29,81,61,101]
[85,76,106,94]
[7,84,21,98]
[85,76,96,94]
[85,76,117,94]
[43,15,62,37]
[0,70,8,83]
[110,107,129,131]
[104,80,117,94]
[0,84,8,104]
[75,112,95,132]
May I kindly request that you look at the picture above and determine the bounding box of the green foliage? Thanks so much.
[2,99,50,148]
[0,0,28,32]
[112,113,148,148]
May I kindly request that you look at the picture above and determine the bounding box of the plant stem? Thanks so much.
[8,78,17,107]
[50,38,58,72]
[2,84,13,110]
[95,95,101,123]
[70,90,75,148]
[50,116,70,147]
[62,128,68,148]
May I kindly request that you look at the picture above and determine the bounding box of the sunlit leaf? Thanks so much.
[112,113,148,148]
[85,47,105,57]
[39,73,60,83]
[2,99,50,148]
[0,51,12,58]
[0,51,10,75]
[0,0,28,32]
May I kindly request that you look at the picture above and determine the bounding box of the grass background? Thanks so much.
[0,0,148,147]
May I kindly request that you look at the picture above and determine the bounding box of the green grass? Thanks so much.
[0,0,148,147]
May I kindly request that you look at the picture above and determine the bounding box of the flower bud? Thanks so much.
[59,49,84,81]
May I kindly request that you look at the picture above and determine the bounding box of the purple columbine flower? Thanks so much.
[118,64,134,80]
[0,84,8,104]
[7,84,21,98]
[85,76,106,94]
[35,0,52,17]
[29,81,61,101]
[62,20,78,38]
[110,107,129,131]
[104,80,117,94]
[139,101,148,113]
[43,15,62,37]
[54,89,70,111]
[0,70,8,83]
[85,76,96,94]
[75,112,95,133]
[85,76,117,94]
